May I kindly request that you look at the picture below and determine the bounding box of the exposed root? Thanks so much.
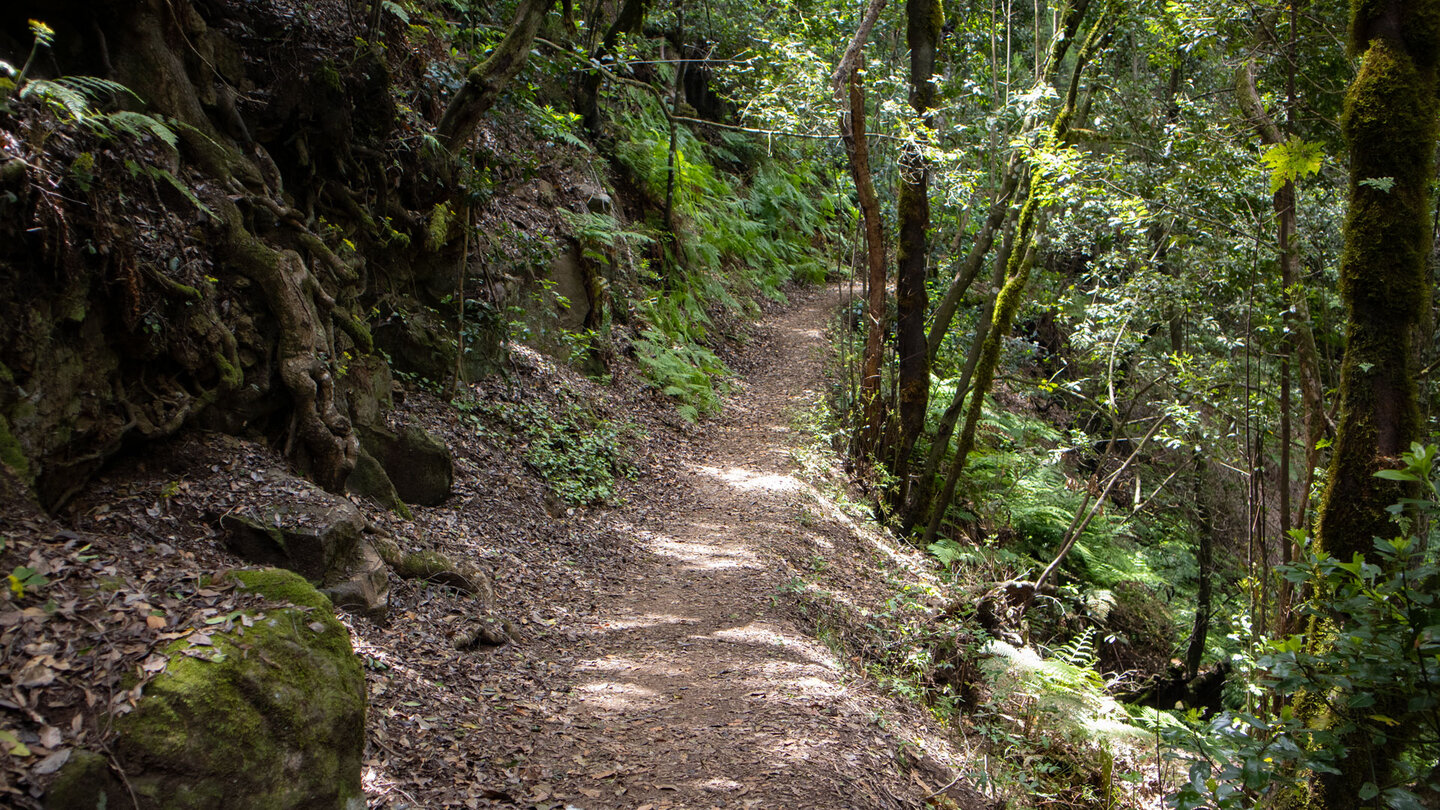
[220,197,358,490]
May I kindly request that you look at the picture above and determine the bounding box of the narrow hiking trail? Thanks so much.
[478,285,983,810]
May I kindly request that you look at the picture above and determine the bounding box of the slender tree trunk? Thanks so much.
[903,214,1016,532]
[925,0,1091,362]
[1236,59,1332,532]
[437,0,557,151]
[890,0,941,506]
[921,0,1115,547]
[663,8,687,235]
[833,0,890,459]
[845,74,889,458]
[927,161,1024,364]
[1185,451,1213,681]
[1309,1,1440,804]
[577,0,648,135]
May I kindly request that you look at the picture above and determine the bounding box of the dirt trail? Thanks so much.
[503,285,974,810]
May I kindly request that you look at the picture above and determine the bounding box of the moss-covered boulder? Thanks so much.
[109,569,366,810]
[357,422,453,506]
[44,749,123,810]
[393,549,493,599]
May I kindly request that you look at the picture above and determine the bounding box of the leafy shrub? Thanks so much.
[1166,443,1440,809]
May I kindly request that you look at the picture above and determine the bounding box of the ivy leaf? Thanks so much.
[1261,136,1325,194]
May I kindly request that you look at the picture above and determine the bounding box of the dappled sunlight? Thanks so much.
[693,463,802,493]
[573,679,660,713]
[704,622,840,669]
[577,654,689,680]
[630,524,766,567]
[645,532,763,570]
[592,613,696,632]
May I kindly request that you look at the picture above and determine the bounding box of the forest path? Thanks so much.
[500,284,974,810]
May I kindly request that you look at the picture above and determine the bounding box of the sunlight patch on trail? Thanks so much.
[573,679,659,712]
[594,614,697,632]
[694,463,802,493]
[646,534,763,570]
[706,623,840,670]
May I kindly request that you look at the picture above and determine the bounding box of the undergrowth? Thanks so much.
[597,82,842,420]
[455,391,636,505]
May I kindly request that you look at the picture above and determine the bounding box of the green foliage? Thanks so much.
[7,565,48,599]
[1167,444,1440,809]
[457,393,635,505]
[1261,136,1325,194]
[632,327,727,421]
[979,631,1154,804]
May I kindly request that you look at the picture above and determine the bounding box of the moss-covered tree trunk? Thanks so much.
[1308,1,1440,804]
[1316,1,1437,566]
[889,0,941,507]
[437,0,556,151]
[921,0,1114,547]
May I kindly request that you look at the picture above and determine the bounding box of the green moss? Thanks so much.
[45,749,122,810]
[0,413,33,486]
[231,567,334,613]
[396,550,455,580]
[116,568,363,809]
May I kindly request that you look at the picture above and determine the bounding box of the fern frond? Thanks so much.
[21,79,89,121]
[101,111,178,150]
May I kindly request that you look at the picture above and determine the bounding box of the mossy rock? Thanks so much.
[219,470,389,615]
[44,749,122,810]
[344,446,412,518]
[357,423,453,506]
[110,569,365,810]
[219,484,365,582]
[394,549,490,598]
[0,411,33,488]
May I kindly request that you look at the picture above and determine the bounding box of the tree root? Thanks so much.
[219,197,357,491]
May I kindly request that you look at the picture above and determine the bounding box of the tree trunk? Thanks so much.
[577,0,649,135]
[890,0,941,506]
[437,0,556,151]
[924,0,1090,362]
[842,74,890,458]
[903,213,1015,532]
[921,0,1115,547]
[1309,1,1440,804]
[1185,452,1213,681]
[833,0,890,459]
[1236,59,1331,532]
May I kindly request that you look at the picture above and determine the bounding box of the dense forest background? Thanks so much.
[2,0,1440,807]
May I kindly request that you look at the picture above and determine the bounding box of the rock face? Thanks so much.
[358,422,453,506]
[549,245,592,331]
[345,446,411,517]
[53,569,366,810]
[220,472,389,615]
